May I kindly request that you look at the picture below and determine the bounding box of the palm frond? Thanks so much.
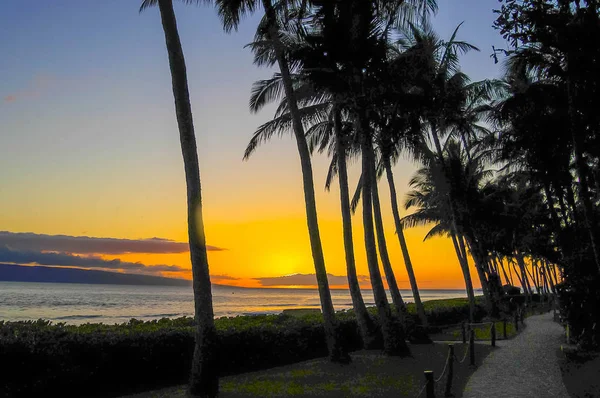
[249,74,285,114]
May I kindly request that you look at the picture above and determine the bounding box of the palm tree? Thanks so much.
[403,147,477,321]
[368,141,409,321]
[278,0,433,356]
[140,0,218,396]
[308,0,418,356]
[330,106,380,348]
[246,78,380,348]
[373,93,429,325]
[400,23,504,310]
[217,0,350,363]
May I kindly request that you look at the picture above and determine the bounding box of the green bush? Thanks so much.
[0,299,490,398]
[0,315,362,398]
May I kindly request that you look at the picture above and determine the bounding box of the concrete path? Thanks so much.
[463,312,570,398]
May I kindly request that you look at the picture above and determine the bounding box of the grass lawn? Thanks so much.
[428,320,518,343]
[124,344,493,398]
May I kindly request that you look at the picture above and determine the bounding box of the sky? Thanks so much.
[0,1,509,289]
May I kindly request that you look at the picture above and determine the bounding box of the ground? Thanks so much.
[463,312,570,398]
[124,344,492,398]
[558,347,600,397]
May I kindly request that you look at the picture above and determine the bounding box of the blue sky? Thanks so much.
[0,1,510,286]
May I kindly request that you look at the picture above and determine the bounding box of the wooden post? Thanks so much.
[503,318,507,339]
[461,322,466,344]
[566,324,570,344]
[445,345,454,397]
[469,329,475,366]
[514,311,519,331]
[425,370,435,398]
[491,322,496,347]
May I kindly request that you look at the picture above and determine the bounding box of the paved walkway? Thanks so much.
[463,312,570,398]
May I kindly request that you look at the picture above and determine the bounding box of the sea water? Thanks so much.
[0,281,475,325]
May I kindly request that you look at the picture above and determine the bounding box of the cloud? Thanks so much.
[2,74,54,103]
[211,274,239,280]
[255,273,370,287]
[0,231,225,254]
[0,246,185,275]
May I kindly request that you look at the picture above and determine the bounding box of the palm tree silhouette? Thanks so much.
[245,72,381,348]
[403,142,479,321]
[216,0,350,362]
[140,0,218,396]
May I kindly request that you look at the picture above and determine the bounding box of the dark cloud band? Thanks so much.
[0,231,224,254]
[0,246,185,274]
[255,273,370,287]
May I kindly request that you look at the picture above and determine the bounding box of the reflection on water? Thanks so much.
[0,282,475,325]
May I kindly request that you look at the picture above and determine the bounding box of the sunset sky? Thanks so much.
[0,1,507,289]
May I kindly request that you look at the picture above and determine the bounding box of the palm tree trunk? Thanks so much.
[461,234,492,306]
[333,107,378,348]
[430,125,493,311]
[261,0,348,363]
[383,159,428,326]
[516,252,533,296]
[450,230,475,322]
[511,258,529,298]
[567,69,600,273]
[368,145,407,322]
[507,259,514,285]
[544,262,557,295]
[156,1,218,396]
[358,113,409,357]
[499,258,512,287]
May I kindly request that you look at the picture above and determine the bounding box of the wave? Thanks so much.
[54,314,104,320]
[139,313,182,318]
[255,303,299,308]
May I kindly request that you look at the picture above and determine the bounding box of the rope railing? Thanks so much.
[434,347,452,383]
[456,343,470,364]
[415,341,475,398]
[427,322,465,330]
[414,309,527,397]
[467,322,493,327]
[415,382,428,398]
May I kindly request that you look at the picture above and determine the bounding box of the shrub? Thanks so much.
[0,298,491,398]
[0,315,363,398]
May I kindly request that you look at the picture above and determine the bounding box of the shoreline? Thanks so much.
[0,296,478,326]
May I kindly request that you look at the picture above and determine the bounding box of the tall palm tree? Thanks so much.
[373,97,429,325]
[140,0,218,396]
[357,108,410,356]
[217,0,350,362]
[401,23,502,309]
[330,106,379,348]
[368,141,409,321]
[403,147,477,321]
[246,79,380,348]
[275,0,433,356]
[306,0,422,356]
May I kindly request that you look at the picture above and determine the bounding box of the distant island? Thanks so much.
[0,263,192,287]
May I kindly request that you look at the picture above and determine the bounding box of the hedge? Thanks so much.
[0,297,489,398]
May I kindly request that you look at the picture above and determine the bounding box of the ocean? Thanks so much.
[0,281,475,325]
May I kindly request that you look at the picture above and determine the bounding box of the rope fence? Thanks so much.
[413,342,472,398]
[456,342,470,364]
[430,316,523,343]
[412,305,541,397]
[415,382,428,398]
[434,347,452,383]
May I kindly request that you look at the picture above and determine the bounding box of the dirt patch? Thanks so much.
[125,343,492,397]
[558,347,600,397]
